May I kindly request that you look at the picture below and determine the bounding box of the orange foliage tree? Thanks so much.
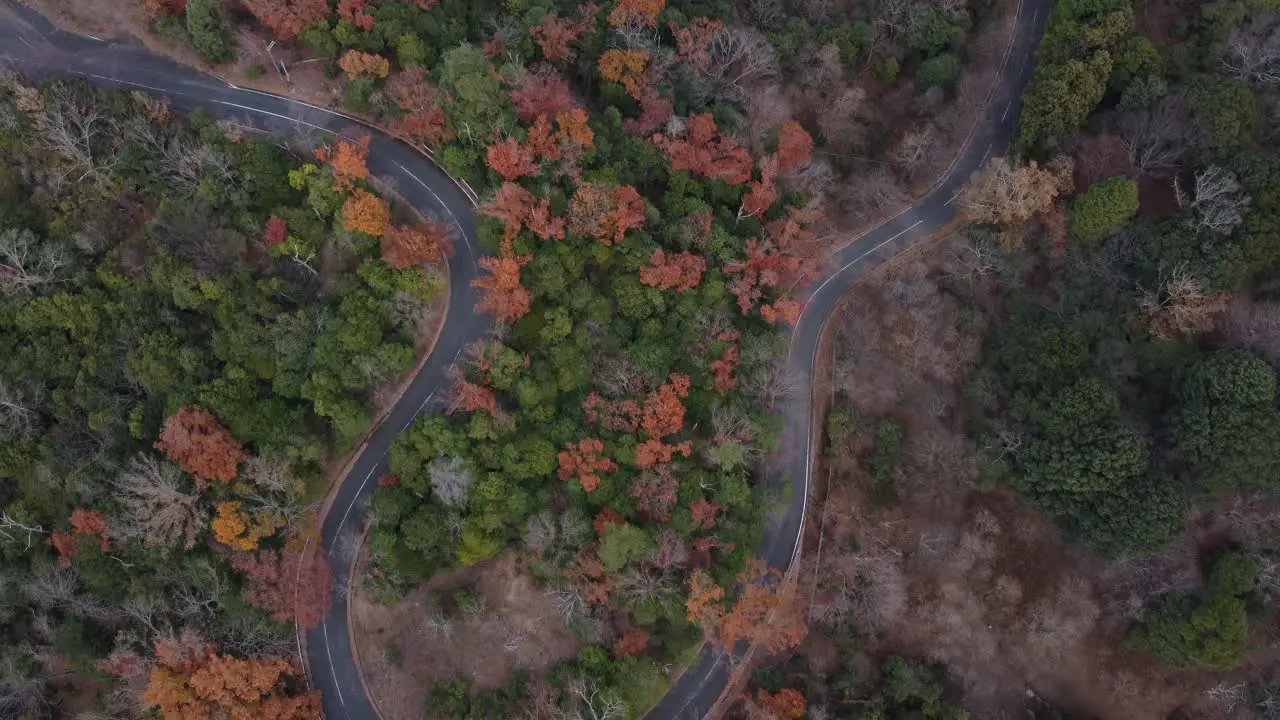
[317,136,369,192]
[709,344,740,392]
[639,249,706,292]
[753,688,807,719]
[741,155,778,218]
[49,508,112,568]
[387,68,453,149]
[634,439,692,469]
[641,373,690,437]
[529,10,595,62]
[341,189,390,237]
[143,638,321,720]
[241,0,330,41]
[717,560,807,653]
[154,406,247,484]
[775,121,814,173]
[558,438,617,492]
[652,113,752,185]
[473,254,532,323]
[338,50,390,79]
[381,221,448,269]
[211,501,281,552]
[598,49,650,100]
[607,0,664,27]
[567,182,645,245]
[725,238,802,317]
[231,549,333,630]
[486,137,538,180]
[689,497,720,529]
[685,569,726,629]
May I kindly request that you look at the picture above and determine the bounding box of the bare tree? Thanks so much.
[0,511,45,550]
[741,356,801,410]
[0,229,68,297]
[960,156,1074,232]
[563,677,626,720]
[890,125,937,176]
[1188,165,1251,235]
[37,83,120,183]
[546,587,586,624]
[1218,16,1280,87]
[702,27,779,102]
[1138,268,1228,339]
[428,456,474,508]
[615,568,676,608]
[112,454,203,551]
[840,165,909,217]
[1118,94,1200,172]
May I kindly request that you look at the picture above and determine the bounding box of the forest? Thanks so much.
[732,0,1280,714]
[0,73,450,717]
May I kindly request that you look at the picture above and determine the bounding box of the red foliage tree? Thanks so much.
[558,438,617,493]
[652,113,752,185]
[582,392,642,432]
[486,137,538,181]
[629,466,679,521]
[526,198,566,241]
[336,0,374,31]
[473,254,532,323]
[381,221,448,269]
[387,68,453,149]
[567,182,645,245]
[480,182,534,243]
[623,90,674,136]
[446,379,498,415]
[760,299,802,325]
[641,373,690,438]
[634,439,692,469]
[510,72,575,123]
[376,473,399,487]
[231,550,333,630]
[530,11,579,62]
[754,688,807,719]
[689,498,720,530]
[241,0,330,41]
[262,215,288,246]
[725,239,803,316]
[639,249,706,292]
[672,17,724,71]
[709,344,740,392]
[48,532,78,568]
[154,406,247,485]
[70,509,110,551]
[741,155,779,218]
[592,508,625,537]
[775,121,814,174]
[613,627,651,657]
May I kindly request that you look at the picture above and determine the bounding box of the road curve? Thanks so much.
[0,0,1049,716]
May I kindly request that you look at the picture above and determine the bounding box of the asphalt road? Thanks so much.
[0,0,1049,716]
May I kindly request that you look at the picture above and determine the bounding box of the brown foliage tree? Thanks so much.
[241,0,329,41]
[652,113,752,185]
[154,406,247,484]
[567,182,645,245]
[336,0,374,31]
[341,189,390,237]
[231,549,333,630]
[566,548,612,605]
[381,221,448,269]
[387,69,454,149]
[639,249,706,292]
[338,50,390,80]
[558,438,617,492]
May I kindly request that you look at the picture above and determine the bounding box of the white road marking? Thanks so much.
[207,98,331,133]
[72,71,169,95]
[808,219,925,300]
[1032,8,1038,22]
[980,141,993,164]
[1002,100,1012,121]
[945,189,964,206]
[322,620,346,707]
[393,160,472,250]
[83,35,102,41]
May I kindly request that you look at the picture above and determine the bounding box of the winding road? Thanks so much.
[0,0,1049,716]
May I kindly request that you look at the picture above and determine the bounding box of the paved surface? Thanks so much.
[0,0,1049,716]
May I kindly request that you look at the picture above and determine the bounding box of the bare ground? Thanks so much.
[351,552,580,720]
[791,233,1280,720]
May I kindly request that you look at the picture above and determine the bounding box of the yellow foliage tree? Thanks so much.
[338,50,390,79]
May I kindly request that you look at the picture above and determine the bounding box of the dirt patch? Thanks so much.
[351,552,580,720]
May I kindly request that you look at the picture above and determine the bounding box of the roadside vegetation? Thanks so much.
[736,0,1280,715]
[0,74,449,718]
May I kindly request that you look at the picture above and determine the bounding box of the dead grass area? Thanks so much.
[351,552,580,720]
[791,234,1280,719]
